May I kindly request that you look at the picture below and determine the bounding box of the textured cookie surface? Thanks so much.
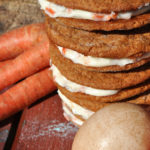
[129,93,150,104]
[49,40,150,90]
[54,13,150,31]
[58,79,150,107]
[48,0,150,13]
[46,17,150,71]
[47,17,150,58]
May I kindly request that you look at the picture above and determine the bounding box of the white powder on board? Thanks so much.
[19,119,78,141]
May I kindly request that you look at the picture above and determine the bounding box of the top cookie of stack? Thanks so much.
[39,0,150,126]
[40,0,150,31]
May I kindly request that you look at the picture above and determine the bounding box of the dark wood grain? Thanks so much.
[12,94,78,150]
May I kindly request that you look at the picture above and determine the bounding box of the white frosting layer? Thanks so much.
[58,90,94,120]
[58,46,134,67]
[39,0,150,21]
[58,46,150,67]
[50,65,118,96]
[63,103,84,126]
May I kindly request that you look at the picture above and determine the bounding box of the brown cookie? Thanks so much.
[48,0,150,13]
[62,98,150,127]
[54,13,150,31]
[61,91,150,126]
[129,93,150,104]
[50,40,150,90]
[46,17,150,59]
[46,17,150,72]
[58,78,150,111]
[63,103,150,127]
[60,88,108,112]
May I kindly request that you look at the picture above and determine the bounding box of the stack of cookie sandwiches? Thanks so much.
[39,0,150,127]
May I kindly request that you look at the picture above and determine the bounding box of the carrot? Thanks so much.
[0,85,14,94]
[0,68,57,121]
[46,8,55,15]
[0,23,47,61]
[0,59,13,68]
[0,41,50,91]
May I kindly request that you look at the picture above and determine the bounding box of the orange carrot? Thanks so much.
[0,59,13,68]
[46,8,55,15]
[0,23,47,61]
[0,68,57,121]
[0,85,14,94]
[0,41,50,91]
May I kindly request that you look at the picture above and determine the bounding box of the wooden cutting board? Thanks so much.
[12,94,78,150]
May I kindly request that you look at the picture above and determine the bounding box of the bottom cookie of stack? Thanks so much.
[58,89,150,127]
[58,90,94,127]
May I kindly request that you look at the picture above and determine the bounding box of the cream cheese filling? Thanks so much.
[50,65,118,97]
[58,90,94,120]
[58,46,134,67]
[63,103,84,126]
[58,46,150,67]
[39,0,150,21]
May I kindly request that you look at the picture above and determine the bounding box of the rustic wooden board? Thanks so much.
[12,94,78,150]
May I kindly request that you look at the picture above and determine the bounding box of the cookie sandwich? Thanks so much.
[39,0,150,31]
